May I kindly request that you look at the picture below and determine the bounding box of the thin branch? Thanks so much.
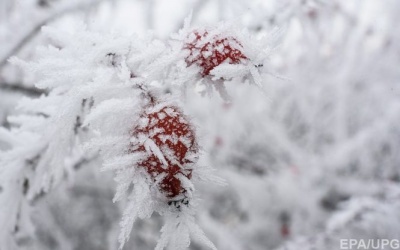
[0,82,46,96]
[0,0,112,69]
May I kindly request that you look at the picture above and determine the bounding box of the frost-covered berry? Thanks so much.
[184,30,248,76]
[131,104,199,200]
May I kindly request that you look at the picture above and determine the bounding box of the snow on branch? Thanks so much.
[0,0,112,70]
[0,20,266,250]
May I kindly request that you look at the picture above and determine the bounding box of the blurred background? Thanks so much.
[1,0,400,249]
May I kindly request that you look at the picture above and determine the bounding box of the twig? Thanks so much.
[0,82,45,96]
[0,0,112,69]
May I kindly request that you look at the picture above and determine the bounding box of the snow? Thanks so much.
[144,139,169,168]
[1,1,400,250]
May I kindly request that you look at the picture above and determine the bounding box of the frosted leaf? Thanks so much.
[210,63,249,80]
[155,212,217,250]
[84,98,138,127]
[101,153,145,171]
[118,177,154,249]
[249,65,263,88]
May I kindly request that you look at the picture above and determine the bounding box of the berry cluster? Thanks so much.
[184,30,248,76]
[131,104,199,200]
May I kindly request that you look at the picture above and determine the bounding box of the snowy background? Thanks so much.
[1,0,400,250]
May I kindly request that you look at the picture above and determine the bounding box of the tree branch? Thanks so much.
[0,82,46,96]
[0,0,112,69]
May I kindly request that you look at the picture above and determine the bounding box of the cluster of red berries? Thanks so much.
[184,30,248,76]
[130,103,199,200]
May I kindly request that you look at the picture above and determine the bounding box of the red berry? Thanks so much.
[279,212,291,238]
[214,136,223,147]
[280,224,290,238]
[184,30,248,76]
[130,104,199,199]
